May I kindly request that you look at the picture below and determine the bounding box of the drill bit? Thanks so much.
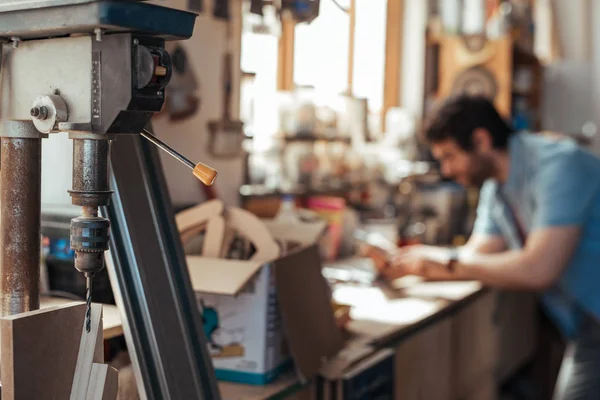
[85,273,92,333]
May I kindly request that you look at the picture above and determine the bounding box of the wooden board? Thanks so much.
[175,199,224,235]
[464,370,497,400]
[85,363,118,400]
[333,280,483,345]
[394,316,453,400]
[202,216,225,257]
[226,207,279,262]
[40,297,123,340]
[0,303,86,400]
[495,291,537,382]
[437,36,513,118]
[452,290,498,399]
[70,303,104,400]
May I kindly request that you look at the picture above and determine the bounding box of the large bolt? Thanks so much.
[30,106,48,120]
[10,36,21,48]
[94,28,103,42]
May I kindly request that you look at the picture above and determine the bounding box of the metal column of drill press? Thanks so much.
[0,121,46,316]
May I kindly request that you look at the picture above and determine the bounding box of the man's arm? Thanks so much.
[462,233,506,254]
[459,145,598,289]
[389,226,579,289]
[383,233,505,281]
[455,226,580,289]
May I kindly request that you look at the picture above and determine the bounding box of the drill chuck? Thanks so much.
[70,216,110,276]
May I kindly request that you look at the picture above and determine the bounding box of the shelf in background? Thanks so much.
[276,135,352,144]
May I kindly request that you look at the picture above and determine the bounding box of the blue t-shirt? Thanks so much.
[473,133,600,338]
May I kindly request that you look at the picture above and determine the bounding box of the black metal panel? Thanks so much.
[101,131,220,400]
[0,1,197,40]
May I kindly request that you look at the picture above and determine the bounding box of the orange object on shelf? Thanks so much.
[307,196,346,261]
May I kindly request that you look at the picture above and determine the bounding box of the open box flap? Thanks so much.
[186,256,264,296]
[262,219,327,246]
[175,199,224,234]
[273,244,344,382]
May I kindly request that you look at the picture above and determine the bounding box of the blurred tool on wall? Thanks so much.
[163,44,201,122]
[208,6,245,159]
[213,0,230,19]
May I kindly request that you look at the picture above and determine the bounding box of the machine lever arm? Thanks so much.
[141,129,217,186]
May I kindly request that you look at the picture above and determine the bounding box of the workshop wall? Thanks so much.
[399,0,428,120]
[152,0,244,207]
[41,132,78,213]
[541,0,598,146]
[592,0,600,153]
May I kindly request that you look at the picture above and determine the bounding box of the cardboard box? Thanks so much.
[186,220,343,386]
[317,344,395,399]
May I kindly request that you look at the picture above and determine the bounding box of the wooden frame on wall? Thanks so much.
[277,15,296,91]
[382,0,403,131]
[276,0,405,131]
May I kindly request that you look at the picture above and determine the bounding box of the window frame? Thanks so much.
[276,0,405,131]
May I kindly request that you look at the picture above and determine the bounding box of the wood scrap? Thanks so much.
[70,303,104,400]
[180,223,206,245]
[202,216,225,258]
[175,199,224,235]
[177,203,280,262]
[226,207,280,262]
[85,363,118,400]
[0,303,86,400]
[219,227,236,258]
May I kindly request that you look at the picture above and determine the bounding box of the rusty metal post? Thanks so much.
[0,121,45,316]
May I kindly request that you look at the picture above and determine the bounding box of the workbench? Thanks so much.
[218,278,537,400]
[42,279,535,400]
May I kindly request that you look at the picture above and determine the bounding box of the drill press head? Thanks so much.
[0,1,198,283]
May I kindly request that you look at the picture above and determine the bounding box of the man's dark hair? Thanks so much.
[424,95,514,150]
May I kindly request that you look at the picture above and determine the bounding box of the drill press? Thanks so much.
[0,2,221,398]
[0,1,216,328]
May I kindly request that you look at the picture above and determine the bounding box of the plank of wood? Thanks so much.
[175,199,224,234]
[219,227,236,258]
[70,303,104,400]
[332,280,483,345]
[85,363,118,400]
[437,36,513,118]
[452,290,498,399]
[180,223,206,244]
[464,370,497,400]
[277,16,295,91]
[40,297,123,340]
[496,291,537,381]
[226,207,279,262]
[202,216,225,257]
[382,0,403,131]
[394,317,453,400]
[0,303,86,400]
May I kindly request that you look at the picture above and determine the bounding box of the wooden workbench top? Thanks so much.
[40,296,123,340]
[333,277,484,346]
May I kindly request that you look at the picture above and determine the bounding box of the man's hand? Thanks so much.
[384,245,454,280]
